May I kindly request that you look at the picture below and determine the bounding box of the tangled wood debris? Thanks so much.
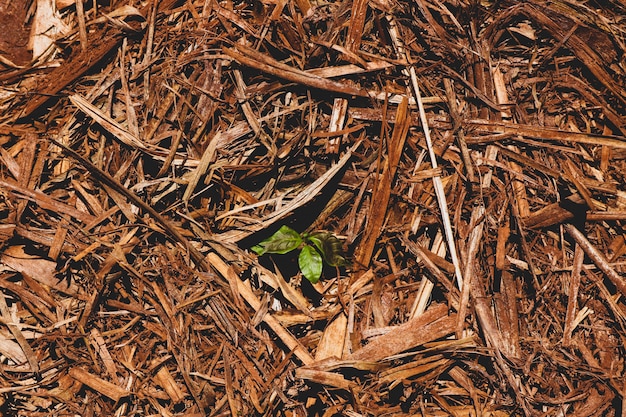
[1,0,626,415]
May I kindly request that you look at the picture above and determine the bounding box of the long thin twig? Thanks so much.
[386,16,464,290]
[564,223,626,297]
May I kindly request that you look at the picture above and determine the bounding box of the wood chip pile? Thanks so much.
[1,0,626,415]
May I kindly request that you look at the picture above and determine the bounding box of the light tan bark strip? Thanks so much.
[349,303,455,362]
[69,367,129,402]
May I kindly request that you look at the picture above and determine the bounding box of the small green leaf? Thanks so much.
[299,245,323,283]
[251,225,303,256]
[306,232,347,267]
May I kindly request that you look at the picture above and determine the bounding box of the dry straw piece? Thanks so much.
[1,0,626,415]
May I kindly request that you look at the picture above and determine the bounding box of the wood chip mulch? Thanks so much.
[1,0,626,415]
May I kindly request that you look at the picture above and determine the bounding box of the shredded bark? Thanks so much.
[1,0,626,415]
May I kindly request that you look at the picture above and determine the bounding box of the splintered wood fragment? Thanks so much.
[346,0,368,53]
[223,45,368,97]
[75,0,87,51]
[154,366,187,404]
[349,304,455,361]
[0,224,16,248]
[306,61,394,78]
[326,98,348,154]
[410,233,449,317]
[587,211,626,221]
[0,179,95,224]
[102,185,137,223]
[295,0,311,15]
[295,368,357,390]
[601,143,611,173]
[89,329,117,380]
[507,154,530,218]
[182,132,219,204]
[457,205,485,339]
[470,270,528,410]
[562,158,599,210]
[216,6,259,37]
[0,333,27,369]
[48,220,69,260]
[448,366,485,399]
[564,224,626,298]
[233,70,262,136]
[13,225,77,258]
[494,271,521,359]
[206,251,246,314]
[206,253,314,365]
[572,386,615,415]
[145,84,178,142]
[16,136,36,198]
[0,146,20,179]
[315,313,348,361]
[400,236,459,309]
[118,41,140,138]
[372,270,388,327]
[141,1,158,103]
[300,356,383,373]
[69,367,129,402]
[494,61,530,219]
[0,292,39,374]
[312,124,365,139]
[522,194,587,229]
[15,266,55,310]
[71,180,104,215]
[149,279,179,325]
[443,78,475,183]
[465,119,626,149]
[348,268,375,296]
[80,240,139,328]
[70,95,148,150]
[0,278,55,326]
[354,97,409,268]
[255,265,311,316]
[471,272,507,353]
[495,222,510,270]
[379,357,451,385]
[495,145,562,179]
[563,244,584,346]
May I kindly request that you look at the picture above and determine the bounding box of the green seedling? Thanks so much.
[251,225,347,284]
